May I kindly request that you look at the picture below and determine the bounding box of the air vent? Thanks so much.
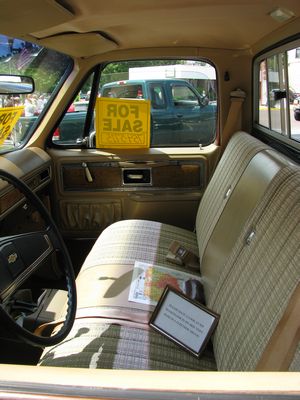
[40,167,50,183]
[27,167,51,190]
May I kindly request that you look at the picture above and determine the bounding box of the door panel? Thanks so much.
[48,147,220,239]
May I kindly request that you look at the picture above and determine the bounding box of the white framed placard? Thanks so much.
[149,285,219,357]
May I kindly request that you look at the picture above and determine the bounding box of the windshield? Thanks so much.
[0,34,72,152]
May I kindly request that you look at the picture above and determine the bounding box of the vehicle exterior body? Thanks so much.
[14,108,87,144]
[294,96,300,121]
[0,1,299,400]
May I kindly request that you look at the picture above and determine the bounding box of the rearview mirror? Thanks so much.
[0,74,34,94]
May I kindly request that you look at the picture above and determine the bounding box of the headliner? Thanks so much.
[0,0,299,57]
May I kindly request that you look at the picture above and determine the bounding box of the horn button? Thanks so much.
[0,242,25,285]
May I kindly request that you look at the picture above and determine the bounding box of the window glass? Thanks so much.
[53,59,217,147]
[102,84,143,99]
[255,40,300,145]
[149,83,166,109]
[171,84,199,106]
[100,60,217,147]
[52,73,94,144]
[0,34,72,153]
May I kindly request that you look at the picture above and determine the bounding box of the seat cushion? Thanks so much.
[73,218,200,314]
[39,318,217,370]
[39,219,208,370]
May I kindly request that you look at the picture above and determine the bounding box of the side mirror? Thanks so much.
[0,75,34,95]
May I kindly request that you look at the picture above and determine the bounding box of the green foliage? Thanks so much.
[24,49,71,93]
[0,48,71,94]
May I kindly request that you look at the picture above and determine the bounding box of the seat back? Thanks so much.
[289,344,300,371]
[199,147,294,301]
[208,167,300,370]
[195,131,269,263]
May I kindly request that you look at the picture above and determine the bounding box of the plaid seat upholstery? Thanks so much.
[81,218,198,271]
[195,131,269,261]
[208,167,300,370]
[40,318,217,370]
[289,345,300,371]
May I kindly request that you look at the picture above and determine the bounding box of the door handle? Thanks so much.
[127,174,144,180]
[82,162,93,183]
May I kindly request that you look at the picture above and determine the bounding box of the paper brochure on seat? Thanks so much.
[128,261,203,306]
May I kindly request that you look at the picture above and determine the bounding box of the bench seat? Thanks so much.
[39,132,300,371]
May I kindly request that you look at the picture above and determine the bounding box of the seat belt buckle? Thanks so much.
[166,240,200,271]
[175,245,188,260]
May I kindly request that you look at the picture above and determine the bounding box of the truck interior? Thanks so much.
[0,1,299,399]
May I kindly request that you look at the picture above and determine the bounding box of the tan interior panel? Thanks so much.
[60,199,122,231]
[49,149,215,238]
[62,161,203,191]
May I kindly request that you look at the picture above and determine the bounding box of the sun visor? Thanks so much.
[0,0,74,37]
[40,32,118,57]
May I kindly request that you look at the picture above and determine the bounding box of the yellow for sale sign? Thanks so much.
[95,97,151,149]
[0,106,24,145]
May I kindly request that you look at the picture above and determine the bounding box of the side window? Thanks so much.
[171,85,199,107]
[254,40,300,146]
[149,83,166,109]
[102,84,143,99]
[53,59,217,147]
[98,60,217,147]
[51,73,94,144]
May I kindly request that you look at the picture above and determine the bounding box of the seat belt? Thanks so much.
[221,89,246,148]
[256,283,300,371]
[35,307,152,337]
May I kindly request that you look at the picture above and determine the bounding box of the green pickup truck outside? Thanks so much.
[18,79,217,147]
[100,79,217,146]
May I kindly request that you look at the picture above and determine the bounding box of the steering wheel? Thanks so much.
[0,170,77,347]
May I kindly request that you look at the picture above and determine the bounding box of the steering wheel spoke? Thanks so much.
[0,230,54,302]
